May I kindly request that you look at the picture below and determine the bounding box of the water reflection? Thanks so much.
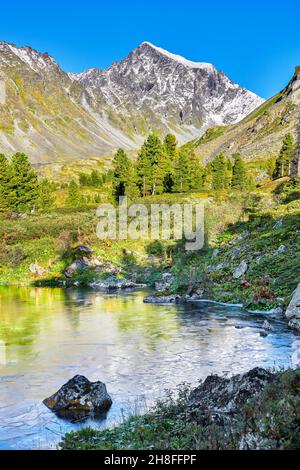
[0,286,298,449]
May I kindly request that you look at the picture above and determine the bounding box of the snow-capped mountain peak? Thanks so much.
[0,40,264,162]
[140,42,215,71]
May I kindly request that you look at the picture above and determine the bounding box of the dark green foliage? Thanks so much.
[189,151,204,191]
[274,178,300,203]
[231,153,247,189]
[79,170,103,187]
[163,133,177,161]
[274,133,296,178]
[66,180,82,207]
[36,178,55,212]
[5,153,39,212]
[211,153,230,190]
[0,153,9,210]
[173,149,191,192]
[136,133,165,196]
[112,148,139,200]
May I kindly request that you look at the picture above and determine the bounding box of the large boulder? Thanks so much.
[75,245,93,255]
[188,367,275,425]
[285,283,300,331]
[63,259,89,278]
[43,375,112,421]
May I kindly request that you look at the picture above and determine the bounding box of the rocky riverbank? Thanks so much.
[60,367,300,450]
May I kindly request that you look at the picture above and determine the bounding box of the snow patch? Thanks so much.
[141,42,215,71]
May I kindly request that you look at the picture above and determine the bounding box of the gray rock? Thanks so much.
[82,256,102,267]
[262,320,273,331]
[233,230,249,244]
[143,294,182,304]
[43,375,112,421]
[29,263,45,276]
[64,259,89,278]
[89,277,146,290]
[75,244,93,254]
[273,218,283,229]
[231,246,244,259]
[232,261,248,279]
[275,245,286,255]
[212,248,220,258]
[155,273,173,291]
[189,367,275,425]
[207,262,230,273]
[285,283,300,331]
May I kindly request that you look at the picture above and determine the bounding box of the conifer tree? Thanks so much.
[6,152,38,212]
[274,133,296,178]
[36,178,55,212]
[231,153,247,189]
[112,148,139,200]
[66,180,82,207]
[189,151,204,191]
[164,134,177,161]
[211,154,229,190]
[203,162,213,190]
[173,149,191,192]
[0,153,9,210]
[136,134,164,196]
[90,169,102,187]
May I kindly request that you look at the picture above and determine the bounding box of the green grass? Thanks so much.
[1,183,299,311]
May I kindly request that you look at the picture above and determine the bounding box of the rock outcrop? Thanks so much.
[285,283,300,331]
[89,276,146,291]
[188,367,275,425]
[155,273,174,292]
[43,375,112,421]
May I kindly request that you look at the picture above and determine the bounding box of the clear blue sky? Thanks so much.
[1,0,300,98]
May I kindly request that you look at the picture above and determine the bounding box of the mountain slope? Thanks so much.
[0,41,263,163]
[192,67,300,171]
[71,42,263,142]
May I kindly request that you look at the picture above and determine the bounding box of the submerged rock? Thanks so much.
[189,367,275,425]
[285,283,300,331]
[43,375,112,421]
[262,320,274,331]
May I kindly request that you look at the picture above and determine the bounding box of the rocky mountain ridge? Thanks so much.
[0,41,263,163]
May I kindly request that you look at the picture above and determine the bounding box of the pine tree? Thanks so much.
[112,148,139,200]
[36,178,55,212]
[211,154,229,190]
[6,153,38,212]
[203,162,213,190]
[136,134,164,196]
[90,169,102,187]
[189,151,204,191]
[173,149,191,192]
[231,153,247,189]
[164,134,177,160]
[0,153,9,210]
[66,180,82,207]
[163,134,178,193]
[274,133,296,178]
